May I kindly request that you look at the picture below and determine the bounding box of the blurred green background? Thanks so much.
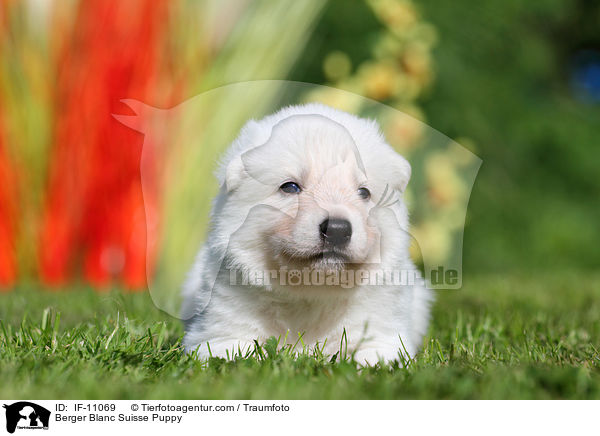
[419,0,600,272]
[291,0,600,273]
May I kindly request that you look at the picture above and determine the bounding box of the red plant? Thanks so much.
[39,0,170,289]
[0,112,17,289]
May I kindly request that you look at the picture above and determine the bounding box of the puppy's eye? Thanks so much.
[358,187,371,200]
[280,181,301,194]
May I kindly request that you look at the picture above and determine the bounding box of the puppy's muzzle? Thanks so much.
[319,218,352,248]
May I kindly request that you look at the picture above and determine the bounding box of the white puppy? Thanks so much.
[182,103,433,364]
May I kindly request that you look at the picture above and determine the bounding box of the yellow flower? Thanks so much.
[426,153,467,208]
[409,221,451,266]
[402,42,432,85]
[383,111,424,152]
[358,61,400,100]
[370,0,418,31]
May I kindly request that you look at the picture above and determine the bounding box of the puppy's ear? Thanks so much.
[225,154,245,192]
[389,153,411,192]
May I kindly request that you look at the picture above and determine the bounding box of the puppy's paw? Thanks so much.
[352,348,407,366]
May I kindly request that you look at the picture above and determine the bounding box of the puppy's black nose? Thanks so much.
[319,218,352,247]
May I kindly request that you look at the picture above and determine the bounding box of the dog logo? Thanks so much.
[3,402,50,434]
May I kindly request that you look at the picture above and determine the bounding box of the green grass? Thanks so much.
[1,272,599,399]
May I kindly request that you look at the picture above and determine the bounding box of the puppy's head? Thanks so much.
[219,111,411,289]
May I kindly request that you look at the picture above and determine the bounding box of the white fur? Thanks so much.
[182,103,433,365]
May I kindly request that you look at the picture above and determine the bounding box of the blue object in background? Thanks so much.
[571,49,600,103]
